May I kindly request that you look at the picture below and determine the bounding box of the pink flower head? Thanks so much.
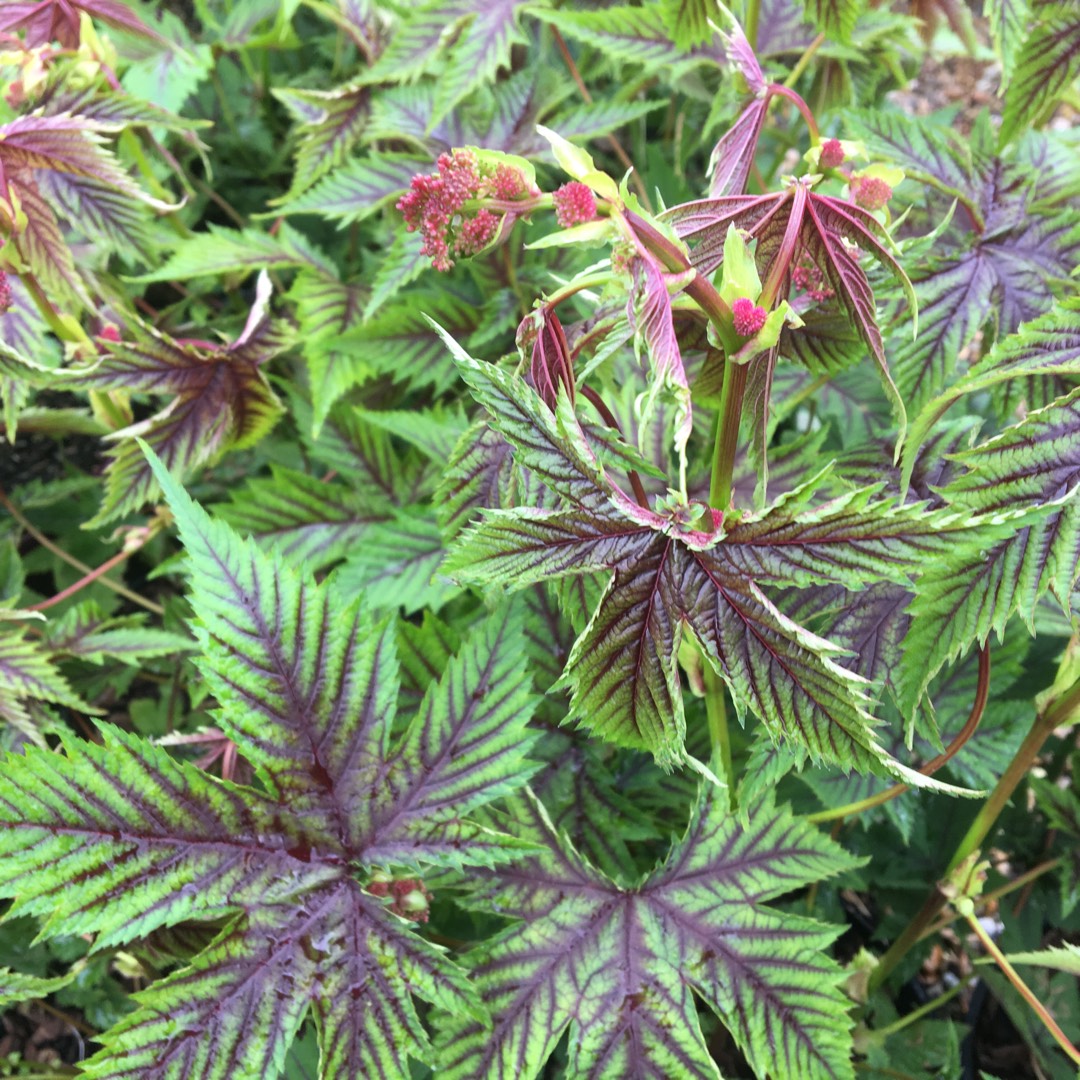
[819,139,845,170]
[852,175,892,212]
[553,182,598,228]
[487,163,528,201]
[732,297,767,337]
[453,208,498,258]
[397,150,481,271]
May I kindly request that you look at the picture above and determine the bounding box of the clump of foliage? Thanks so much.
[0,0,1079,1077]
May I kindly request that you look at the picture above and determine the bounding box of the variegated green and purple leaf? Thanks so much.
[66,316,289,528]
[435,787,860,1080]
[441,338,989,783]
[0,452,541,1079]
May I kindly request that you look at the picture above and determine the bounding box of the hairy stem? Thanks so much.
[966,912,1080,1067]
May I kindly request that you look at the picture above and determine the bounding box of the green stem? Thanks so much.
[966,912,1080,1067]
[946,675,1080,875]
[867,670,1080,995]
[20,272,93,349]
[744,0,761,49]
[783,32,826,88]
[703,666,734,799]
[871,974,969,1038]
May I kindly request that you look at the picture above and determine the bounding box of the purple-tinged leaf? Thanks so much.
[1000,6,1080,144]
[436,420,518,540]
[755,0,818,56]
[66,317,289,527]
[135,224,332,283]
[846,110,977,200]
[629,255,693,454]
[0,0,163,48]
[337,510,461,615]
[41,602,191,664]
[707,98,769,198]
[270,82,370,202]
[664,185,915,436]
[906,297,1080,465]
[662,0,719,50]
[0,459,542,1077]
[0,625,97,743]
[533,6,726,69]
[1,182,91,311]
[985,0,1031,74]
[443,342,984,784]
[35,169,155,259]
[430,0,532,126]
[0,274,59,364]
[215,466,384,571]
[828,581,912,704]
[276,153,430,224]
[436,788,860,1080]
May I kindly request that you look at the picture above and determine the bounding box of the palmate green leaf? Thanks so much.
[41,601,193,664]
[660,0,718,49]
[1000,3,1080,144]
[804,0,863,42]
[275,152,430,224]
[336,509,461,615]
[132,224,332,283]
[436,787,861,1080]
[0,450,541,1079]
[270,82,370,202]
[440,332,985,785]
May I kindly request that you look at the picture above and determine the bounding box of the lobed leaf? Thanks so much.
[437,788,860,1080]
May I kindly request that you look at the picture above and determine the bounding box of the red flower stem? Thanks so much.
[578,385,650,509]
[0,486,164,616]
[767,83,820,143]
[28,548,134,613]
[808,644,991,825]
[551,29,653,211]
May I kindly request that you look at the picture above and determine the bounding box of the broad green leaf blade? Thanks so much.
[805,0,863,41]
[436,788,859,1080]
[0,725,318,948]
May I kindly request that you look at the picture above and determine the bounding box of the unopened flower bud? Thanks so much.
[552,182,598,227]
[732,297,767,337]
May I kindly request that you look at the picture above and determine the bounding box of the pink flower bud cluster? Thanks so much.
[792,261,835,302]
[397,150,536,271]
[0,271,10,316]
[552,182,598,228]
[851,175,892,211]
[818,139,845,170]
[732,297,767,337]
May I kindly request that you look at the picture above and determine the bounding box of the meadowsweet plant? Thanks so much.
[0,1,1079,1077]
